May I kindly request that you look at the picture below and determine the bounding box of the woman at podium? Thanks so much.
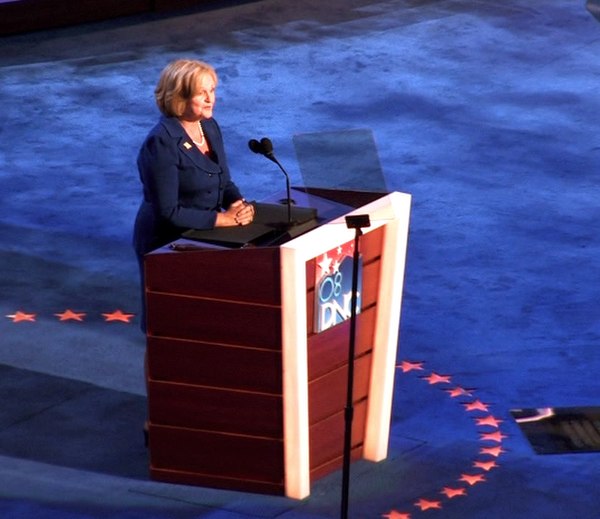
[133,58,254,329]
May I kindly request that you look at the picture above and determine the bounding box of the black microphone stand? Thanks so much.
[248,137,295,226]
[340,214,371,519]
[265,152,293,226]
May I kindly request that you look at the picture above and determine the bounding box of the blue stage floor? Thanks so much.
[1,1,599,517]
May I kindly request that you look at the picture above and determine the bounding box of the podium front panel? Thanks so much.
[145,243,287,495]
[144,190,411,499]
[280,191,411,498]
[304,227,383,478]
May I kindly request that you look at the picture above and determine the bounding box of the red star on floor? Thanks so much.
[480,431,506,443]
[101,310,135,323]
[398,360,424,373]
[423,372,451,385]
[459,473,486,486]
[446,386,475,398]
[6,311,36,322]
[480,446,505,457]
[414,498,442,511]
[476,415,503,428]
[382,361,509,518]
[382,510,411,519]
[441,487,467,498]
[474,460,498,471]
[54,309,86,322]
[464,399,490,412]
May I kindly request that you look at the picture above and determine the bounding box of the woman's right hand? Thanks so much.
[215,199,255,227]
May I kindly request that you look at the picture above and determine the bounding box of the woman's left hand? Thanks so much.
[215,199,255,227]
[233,199,255,225]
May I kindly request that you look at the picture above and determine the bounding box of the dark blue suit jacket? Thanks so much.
[133,115,243,257]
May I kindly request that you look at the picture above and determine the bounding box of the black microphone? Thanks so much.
[248,138,263,155]
[260,137,274,157]
[248,136,294,224]
[248,137,277,164]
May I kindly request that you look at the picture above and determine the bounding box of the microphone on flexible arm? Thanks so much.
[248,137,294,225]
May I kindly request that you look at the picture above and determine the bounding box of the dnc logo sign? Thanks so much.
[314,240,362,333]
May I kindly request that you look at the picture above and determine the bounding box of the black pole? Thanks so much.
[268,154,293,225]
[277,156,293,225]
[340,214,370,519]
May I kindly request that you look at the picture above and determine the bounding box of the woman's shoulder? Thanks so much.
[155,116,185,137]
[141,117,182,145]
[138,117,179,157]
[201,117,223,139]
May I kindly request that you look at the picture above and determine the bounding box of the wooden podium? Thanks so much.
[144,188,411,499]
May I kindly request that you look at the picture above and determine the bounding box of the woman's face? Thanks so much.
[182,73,216,120]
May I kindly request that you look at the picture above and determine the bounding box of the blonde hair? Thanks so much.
[154,59,218,117]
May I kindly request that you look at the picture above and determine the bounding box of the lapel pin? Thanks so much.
[183,142,192,150]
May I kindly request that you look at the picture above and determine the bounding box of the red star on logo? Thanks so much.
[459,473,486,486]
[464,399,490,412]
[423,372,451,385]
[397,360,424,373]
[102,310,135,323]
[6,311,36,322]
[414,498,442,511]
[474,460,498,472]
[441,487,467,498]
[476,415,503,428]
[382,511,411,519]
[480,431,506,443]
[480,446,505,457]
[54,309,86,322]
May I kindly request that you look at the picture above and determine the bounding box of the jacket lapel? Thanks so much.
[161,116,222,173]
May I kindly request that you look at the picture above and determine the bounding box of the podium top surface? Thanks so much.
[154,188,409,252]
[179,188,376,249]
[280,190,411,259]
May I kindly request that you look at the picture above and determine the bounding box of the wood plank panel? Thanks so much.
[361,260,382,308]
[146,293,281,349]
[309,399,368,471]
[146,246,281,305]
[149,425,284,484]
[147,337,282,393]
[308,354,372,425]
[307,307,376,381]
[148,381,283,438]
[361,225,384,263]
[310,446,363,482]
